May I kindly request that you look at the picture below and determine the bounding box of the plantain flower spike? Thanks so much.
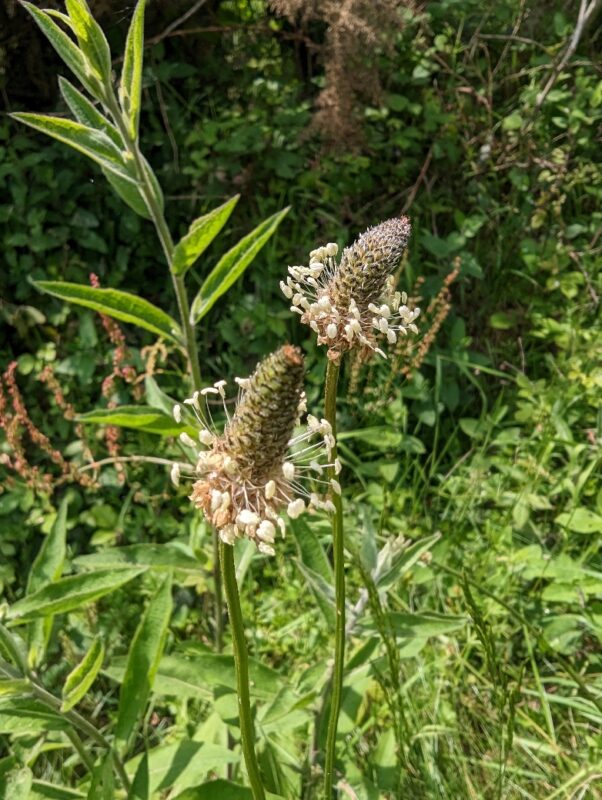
[281,216,420,362]
[170,346,337,555]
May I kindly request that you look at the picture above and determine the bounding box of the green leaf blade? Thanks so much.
[10,114,132,181]
[115,573,173,751]
[65,0,111,81]
[190,207,289,323]
[76,405,189,436]
[20,3,102,98]
[172,196,240,276]
[61,637,105,712]
[120,0,147,139]
[7,569,145,623]
[33,282,181,343]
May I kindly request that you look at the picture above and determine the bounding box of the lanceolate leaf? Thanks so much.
[27,496,69,668]
[7,569,145,623]
[61,637,105,712]
[74,543,200,573]
[65,0,111,80]
[172,196,240,276]
[127,751,149,800]
[33,282,181,343]
[115,573,173,751]
[120,0,147,140]
[190,207,289,323]
[10,114,133,182]
[20,3,102,98]
[77,406,191,436]
[58,78,122,147]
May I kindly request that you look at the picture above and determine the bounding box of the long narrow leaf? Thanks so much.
[77,405,190,436]
[190,207,289,323]
[10,114,133,182]
[27,497,69,667]
[58,78,122,147]
[120,0,147,139]
[7,569,145,623]
[20,3,102,98]
[172,196,240,276]
[33,282,181,343]
[65,0,111,80]
[61,637,105,712]
[115,573,173,751]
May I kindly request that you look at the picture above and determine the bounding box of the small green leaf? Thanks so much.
[33,282,181,342]
[59,78,122,147]
[290,518,334,627]
[77,405,188,436]
[0,698,69,734]
[10,114,132,182]
[170,780,252,800]
[115,573,173,751]
[29,781,85,799]
[87,753,114,800]
[7,569,145,623]
[65,0,111,81]
[20,3,102,98]
[102,168,150,218]
[363,612,467,638]
[172,196,240,276]
[190,208,288,323]
[61,637,105,712]
[3,766,32,800]
[0,624,29,673]
[120,0,147,139]
[556,508,602,534]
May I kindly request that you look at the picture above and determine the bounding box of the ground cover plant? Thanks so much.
[1,0,601,798]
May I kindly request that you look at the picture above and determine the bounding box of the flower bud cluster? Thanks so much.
[281,217,420,362]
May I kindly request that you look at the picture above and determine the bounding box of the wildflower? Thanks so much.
[281,217,420,362]
[172,346,336,555]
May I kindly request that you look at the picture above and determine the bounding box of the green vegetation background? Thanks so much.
[1,0,601,797]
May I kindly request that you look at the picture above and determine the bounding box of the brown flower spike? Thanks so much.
[281,217,420,362]
[171,346,337,555]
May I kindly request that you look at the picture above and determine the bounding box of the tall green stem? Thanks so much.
[219,542,266,800]
[323,358,344,799]
[105,94,225,653]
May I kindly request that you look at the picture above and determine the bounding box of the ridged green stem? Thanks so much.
[219,542,266,800]
[323,358,344,799]
[105,93,225,654]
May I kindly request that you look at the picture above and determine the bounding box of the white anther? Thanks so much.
[223,456,238,475]
[257,520,276,543]
[327,323,338,339]
[277,517,286,537]
[280,280,293,299]
[173,404,182,423]
[379,317,389,333]
[179,432,196,448]
[380,304,391,318]
[310,460,322,474]
[318,295,332,311]
[290,306,303,315]
[409,324,419,334]
[401,291,408,304]
[287,498,306,519]
[201,387,218,395]
[199,429,214,446]
[170,463,180,486]
[387,329,397,344]
[310,320,319,333]
[330,479,341,495]
[234,377,250,389]
[264,479,276,500]
[258,542,276,556]
[211,489,222,512]
[334,458,342,475]
[320,419,332,435]
[237,510,260,527]
[220,524,237,545]
[326,242,338,257]
[283,462,295,480]
[368,303,380,314]
[307,414,320,431]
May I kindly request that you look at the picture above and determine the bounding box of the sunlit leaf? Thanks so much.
[120,0,147,139]
[76,405,189,436]
[190,208,288,323]
[61,637,105,712]
[65,0,111,80]
[172,196,240,276]
[33,282,181,342]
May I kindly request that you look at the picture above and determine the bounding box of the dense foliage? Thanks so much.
[1,0,601,798]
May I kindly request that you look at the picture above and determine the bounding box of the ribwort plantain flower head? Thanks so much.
[170,346,337,555]
[281,217,420,362]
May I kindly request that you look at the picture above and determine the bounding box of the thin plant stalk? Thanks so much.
[104,92,225,651]
[323,358,345,798]
[219,541,266,800]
